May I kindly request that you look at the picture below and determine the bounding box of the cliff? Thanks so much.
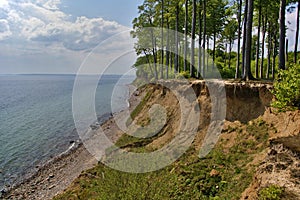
[54,80,300,200]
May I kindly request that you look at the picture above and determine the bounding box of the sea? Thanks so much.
[0,74,135,191]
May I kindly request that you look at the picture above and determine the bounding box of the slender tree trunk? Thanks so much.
[272,35,277,79]
[294,0,300,63]
[207,38,209,71]
[202,0,206,77]
[166,20,170,79]
[260,16,267,79]
[286,38,289,62]
[190,0,196,77]
[184,0,188,72]
[255,0,262,78]
[243,0,255,80]
[236,0,242,78]
[198,0,202,78]
[242,0,249,76]
[279,0,286,70]
[175,3,179,73]
[229,39,232,69]
[161,0,164,79]
[150,27,158,79]
[225,43,227,67]
[143,50,155,79]
[266,27,272,79]
[213,31,216,69]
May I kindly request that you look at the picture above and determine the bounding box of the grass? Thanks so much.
[259,185,284,200]
[54,119,271,200]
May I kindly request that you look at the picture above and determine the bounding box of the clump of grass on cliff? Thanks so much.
[54,119,271,200]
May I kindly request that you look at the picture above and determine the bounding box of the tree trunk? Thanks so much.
[243,0,255,80]
[166,20,170,79]
[294,0,300,63]
[213,31,216,69]
[279,0,286,70]
[242,0,249,76]
[266,27,272,79]
[190,0,196,77]
[225,43,227,67]
[207,38,209,71]
[184,0,188,72]
[286,38,289,62]
[202,0,206,77]
[229,39,232,69]
[175,3,179,73]
[255,0,262,78]
[198,0,202,78]
[272,35,277,79]
[161,0,164,79]
[235,0,242,78]
[143,50,155,79]
[260,15,267,79]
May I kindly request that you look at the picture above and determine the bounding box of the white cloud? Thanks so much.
[0,19,11,40]
[0,0,8,8]
[0,0,128,52]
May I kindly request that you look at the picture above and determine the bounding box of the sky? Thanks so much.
[0,0,299,74]
[0,0,143,74]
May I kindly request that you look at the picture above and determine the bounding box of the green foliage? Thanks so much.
[130,89,153,120]
[259,185,284,200]
[175,71,191,79]
[272,64,300,111]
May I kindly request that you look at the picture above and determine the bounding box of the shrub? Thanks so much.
[176,71,191,79]
[259,185,284,200]
[272,64,300,111]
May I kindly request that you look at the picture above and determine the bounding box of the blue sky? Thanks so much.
[0,0,143,74]
[60,0,143,26]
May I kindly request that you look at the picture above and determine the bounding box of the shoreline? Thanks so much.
[3,83,140,200]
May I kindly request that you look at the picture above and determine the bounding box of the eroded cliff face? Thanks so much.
[135,80,299,199]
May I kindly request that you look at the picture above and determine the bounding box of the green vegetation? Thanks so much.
[272,63,300,111]
[131,0,299,81]
[130,89,153,121]
[258,185,284,200]
[54,120,271,200]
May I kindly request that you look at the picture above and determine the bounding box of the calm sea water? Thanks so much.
[0,74,134,190]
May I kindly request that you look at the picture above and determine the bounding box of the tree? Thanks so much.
[202,0,207,77]
[235,0,242,78]
[161,0,164,79]
[190,0,197,77]
[294,0,300,63]
[174,0,180,74]
[279,0,286,70]
[224,18,238,69]
[255,0,262,78]
[243,0,255,80]
[260,14,267,78]
[184,0,189,72]
[242,0,249,76]
[132,0,159,79]
[198,0,203,78]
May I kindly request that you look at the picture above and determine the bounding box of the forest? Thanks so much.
[131,0,300,82]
